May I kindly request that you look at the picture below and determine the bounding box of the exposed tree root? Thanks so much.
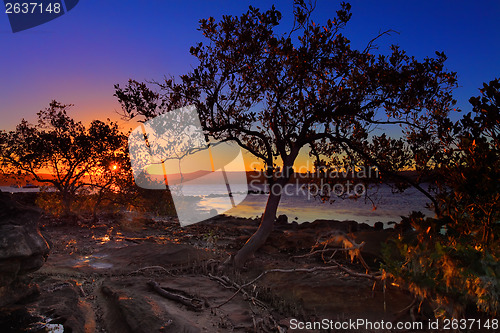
[208,273,269,309]
[212,263,381,310]
[128,266,173,276]
[147,280,206,311]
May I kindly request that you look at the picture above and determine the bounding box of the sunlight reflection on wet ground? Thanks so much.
[72,253,113,269]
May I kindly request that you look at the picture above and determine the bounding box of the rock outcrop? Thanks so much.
[0,190,50,306]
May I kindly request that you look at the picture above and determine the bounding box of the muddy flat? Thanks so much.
[3,214,415,332]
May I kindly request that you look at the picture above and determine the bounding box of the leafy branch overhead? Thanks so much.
[115,2,457,175]
[114,1,458,267]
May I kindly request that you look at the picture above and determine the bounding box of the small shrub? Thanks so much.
[382,214,499,318]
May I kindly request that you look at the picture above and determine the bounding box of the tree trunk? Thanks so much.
[233,180,284,268]
[62,193,72,216]
[92,190,104,222]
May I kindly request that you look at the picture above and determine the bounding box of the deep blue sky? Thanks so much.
[1,0,499,132]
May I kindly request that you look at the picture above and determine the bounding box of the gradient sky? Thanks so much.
[1,0,499,169]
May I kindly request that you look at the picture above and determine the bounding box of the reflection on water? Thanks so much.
[22,309,65,333]
[45,322,65,333]
[0,186,41,193]
[195,183,434,225]
[1,183,435,226]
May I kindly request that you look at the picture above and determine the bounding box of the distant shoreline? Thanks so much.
[0,169,427,187]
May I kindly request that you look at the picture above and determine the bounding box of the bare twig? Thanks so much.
[331,260,382,281]
[293,248,337,258]
[363,29,399,53]
[293,244,364,259]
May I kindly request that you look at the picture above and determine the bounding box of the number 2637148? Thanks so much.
[5,2,61,14]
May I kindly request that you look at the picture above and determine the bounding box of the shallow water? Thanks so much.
[0,186,41,193]
[1,183,435,226]
[197,183,435,225]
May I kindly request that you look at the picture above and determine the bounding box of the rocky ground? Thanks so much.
[1,193,420,332]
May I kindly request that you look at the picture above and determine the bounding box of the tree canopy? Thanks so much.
[114,2,458,267]
[0,101,128,215]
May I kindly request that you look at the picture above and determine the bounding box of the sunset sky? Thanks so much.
[1,0,499,170]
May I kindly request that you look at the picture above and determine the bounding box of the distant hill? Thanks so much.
[0,174,56,186]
